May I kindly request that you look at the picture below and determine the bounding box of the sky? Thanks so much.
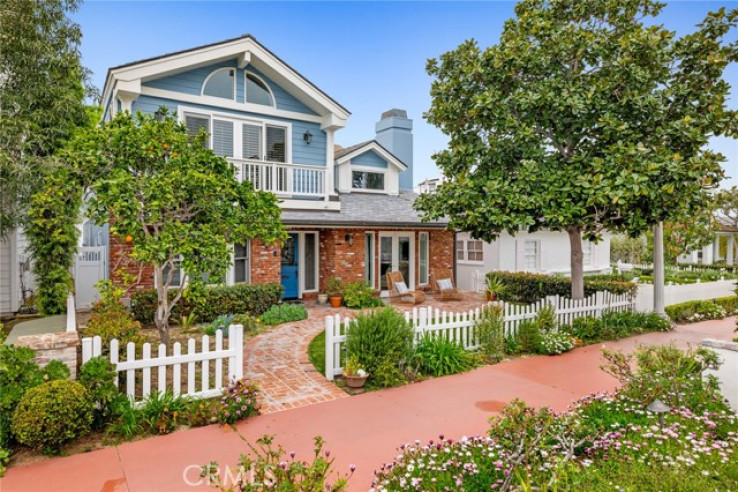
[74,1,737,188]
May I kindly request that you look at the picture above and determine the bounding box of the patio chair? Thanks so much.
[386,271,426,305]
[431,268,462,301]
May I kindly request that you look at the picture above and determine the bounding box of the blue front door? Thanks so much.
[281,233,299,299]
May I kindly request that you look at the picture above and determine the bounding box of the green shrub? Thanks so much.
[487,271,637,303]
[185,398,219,428]
[534,305,557,332]
[11,380,93,452]
[535,331,575,355]
[476,305,506,361]
[217,379,260,424]
[84,300,145,348]
[665,296,737,322]
[0,345,69,448]
[342,281,383,309]
[130,283,284,324]
[259,303,308,325]
[203,314,235,336]
[413,335,478,376]
[139,391,189,435]
[515,320,540,353]
[106,398,143,440]
[232,313,264,336]
[345,307,414,388]
[569,311,670,342]
[0,446,9,477]
[78,357,120,429]
[204,435,350,491]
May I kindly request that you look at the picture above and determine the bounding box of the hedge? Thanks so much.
[131,283,284,324]
[487,271,637,304]
[675,262,738,273]
[665,296,738,323]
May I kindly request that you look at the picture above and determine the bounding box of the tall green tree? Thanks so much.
[0,0,93,237]
[716,186,738,229]
[416,0,737,298]
[67,111,285,344]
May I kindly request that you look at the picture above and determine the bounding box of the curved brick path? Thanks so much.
[244,293,489,414]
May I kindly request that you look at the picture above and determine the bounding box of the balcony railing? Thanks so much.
[229,158,326,198]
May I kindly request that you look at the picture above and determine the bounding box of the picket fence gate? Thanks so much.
[81,324,244,403]
[325,291,634,380]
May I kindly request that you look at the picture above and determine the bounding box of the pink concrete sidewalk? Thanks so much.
[2,317,735,492]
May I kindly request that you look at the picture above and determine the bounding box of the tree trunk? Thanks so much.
[567,227,584,299]
[154,266,171,346]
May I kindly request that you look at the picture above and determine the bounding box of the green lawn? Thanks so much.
[307,330,325,375]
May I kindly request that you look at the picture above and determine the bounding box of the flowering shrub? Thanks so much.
[535,331,575,355]
[372,345,738,490]
[218,379,260,425]
[666,296,737,323]
[204,435,353,491]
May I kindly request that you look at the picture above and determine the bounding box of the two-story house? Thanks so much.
[99,35,454,301]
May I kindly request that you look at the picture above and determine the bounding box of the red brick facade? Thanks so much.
[109,233,155,292]
[108,227,455,298]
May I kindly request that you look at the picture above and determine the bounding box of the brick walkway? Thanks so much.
[244,291,488,414]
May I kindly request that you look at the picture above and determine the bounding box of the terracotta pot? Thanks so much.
[486,291,498,302]
[344,374,369,389]
[329,296,343,308]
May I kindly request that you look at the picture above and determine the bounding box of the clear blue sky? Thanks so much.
[75,1,737,188]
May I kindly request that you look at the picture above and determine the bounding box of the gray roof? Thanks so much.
[281,191,449,228]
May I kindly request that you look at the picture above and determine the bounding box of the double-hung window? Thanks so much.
[524,240,539,271]
[456,239,484,263]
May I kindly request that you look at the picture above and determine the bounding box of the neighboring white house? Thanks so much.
[0,229,35,316]
[677,222,736,265]
[455,230,612,291]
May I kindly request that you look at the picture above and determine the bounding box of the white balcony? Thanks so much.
[229,158,329,198]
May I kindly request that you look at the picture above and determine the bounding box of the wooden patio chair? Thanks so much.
[386,271,426,305]
[431,268,462,301]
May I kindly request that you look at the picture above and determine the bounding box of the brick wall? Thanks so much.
[109,233,155,292]
[429,229,456,279]
[250,239,281,284]
[14,332,80,378]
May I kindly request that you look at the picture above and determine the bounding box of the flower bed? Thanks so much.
[371,345,738,491]
[665,296,738,323]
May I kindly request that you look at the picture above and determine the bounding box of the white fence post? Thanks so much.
[325,316,334,381]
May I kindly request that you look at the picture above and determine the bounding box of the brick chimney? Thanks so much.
[375,109,413,190]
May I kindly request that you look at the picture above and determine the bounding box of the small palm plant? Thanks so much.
[485,275,506,301]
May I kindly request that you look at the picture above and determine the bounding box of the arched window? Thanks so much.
[245,72,274,106]
[202,68,235,99]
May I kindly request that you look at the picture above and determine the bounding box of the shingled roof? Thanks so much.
[281,191,448,228]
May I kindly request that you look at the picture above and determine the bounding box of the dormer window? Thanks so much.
[352,170,385,191]
[246,72,274,106]
[202,68,235,99]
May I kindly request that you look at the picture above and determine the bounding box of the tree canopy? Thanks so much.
[415,0,737,298]
[63,111,286,343]
[0,0,93,237]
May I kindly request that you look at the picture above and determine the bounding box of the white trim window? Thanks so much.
[418,232,429,285]
[245,72,275,106]
[233,242,250,284]
[352,170,385,191]
[457,239,483,263]
[524,240,540,271]
[180,108,290,163]
[365,232,375,288]
[202,67,236,100]
[582,240,594,266]
[162,259,183,288]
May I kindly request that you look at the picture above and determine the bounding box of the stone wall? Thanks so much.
[14,332,80,378]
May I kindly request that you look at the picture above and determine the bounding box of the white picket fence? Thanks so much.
[81,325,244,402]
[324,291,634,380]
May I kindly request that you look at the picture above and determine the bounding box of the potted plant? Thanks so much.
[485,275,506,302]
[326,277,344,308]
[343,355,369,389]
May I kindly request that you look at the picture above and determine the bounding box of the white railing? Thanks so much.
[324,291,634,380]
[81,325,244,402]
[230,158,325,197]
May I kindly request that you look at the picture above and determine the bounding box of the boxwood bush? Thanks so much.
[130,283,283,324]
[12,380,93,453]
[487,271,637,303]
[665,296,738,323]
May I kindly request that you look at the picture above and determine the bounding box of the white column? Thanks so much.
[324,129,334,201]
[727,235,735,266]
[653,222,666,316]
